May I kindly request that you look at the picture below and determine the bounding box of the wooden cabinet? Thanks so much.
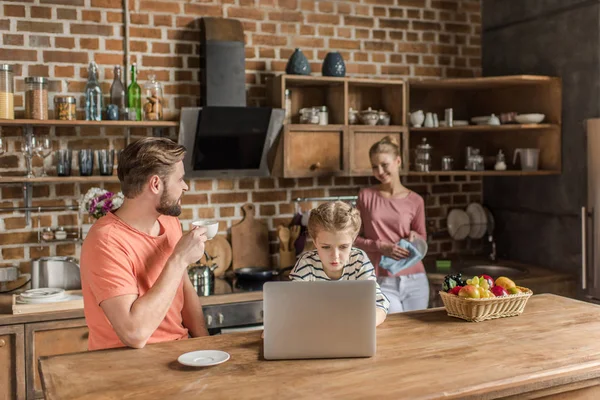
[25,319,88,399]
[349,126,408,176]
[0,324,26,400]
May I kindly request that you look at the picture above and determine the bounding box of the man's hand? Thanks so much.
[171,226,208,267]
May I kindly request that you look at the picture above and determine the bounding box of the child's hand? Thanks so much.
[381,242,410,260]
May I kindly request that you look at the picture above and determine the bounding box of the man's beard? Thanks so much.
[156,191,182,216]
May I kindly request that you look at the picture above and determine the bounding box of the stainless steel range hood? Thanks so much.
[178,107,284,178]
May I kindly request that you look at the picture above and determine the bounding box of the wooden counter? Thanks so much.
[39,294,600,399]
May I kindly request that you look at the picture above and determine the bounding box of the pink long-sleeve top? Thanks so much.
[355,187,427,278]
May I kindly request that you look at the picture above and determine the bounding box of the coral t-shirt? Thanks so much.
[80,212,188,350]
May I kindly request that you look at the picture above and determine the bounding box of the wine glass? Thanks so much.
[34,135,52,177]
[20,137,34,178]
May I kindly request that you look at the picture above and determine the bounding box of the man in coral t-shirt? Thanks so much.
[80,138,209,350]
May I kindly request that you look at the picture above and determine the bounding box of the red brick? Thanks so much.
[94,53,125,65]
[70,23,113,36]
[446,23,471,34]
[318,0,334,12]
[139,0,180,13]
[0,48,37,62]
[152,42,171,54]
[130,13,149,25]
[17,21,64,34]
[252,34,287,46]
[337,27,352,38]
[412,21,442,31]
[193,180,213,191]
[4,5,26,17]
[29,35,51,47]
[142,56,183,68]
[211,192,248,204]
[364,41,394,51]
[44,50,88,64]
[57,8,77,20]
[300,25,315,35]
[227,7,265,20]
[397,42,428,53]
[344,16,374,27]
[381,65,410,75]
[28,64,49,76]
[414,66,443,77]
[153,14,172,27]
[54,65,74,78]
[407,9,420,18]
[106,11,123,23]
[329,39,360,50]
[0,20,9,31]
[379,19,409,29]
[91,0,121,8]
[252,190,287,202]
[3,217,27,230]
[130,40,147,52]
[81,38,100,50]
[184,3,223,16]
[129,27,161,39]
[306,13,339,24]
[31,6,52,19]
[3,34,24,46]
[397,0,426,6]
[293,36,324,48]
[2,247,24,260]
[390,8,405,17]
[55,37,75,49]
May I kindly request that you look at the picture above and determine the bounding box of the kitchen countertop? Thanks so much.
[39,294,600,399]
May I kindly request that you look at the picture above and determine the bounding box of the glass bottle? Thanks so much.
[127,63,141,121]
[142,74,163,121]
[84,62,102,121]
[0,64,14,120]
[109,65,126,118]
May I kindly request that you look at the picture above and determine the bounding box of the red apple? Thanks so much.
[458,285,481,299]
[480,274,495,288]
[449,286,462,296]
[491,285,508,297]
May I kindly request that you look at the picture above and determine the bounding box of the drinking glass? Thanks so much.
[56,149,72,176]
[96,149,115,176]
[34,135,52,177]
[20,137,34,178]
[78,149,94,176]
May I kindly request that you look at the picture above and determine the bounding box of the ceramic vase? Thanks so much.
[285,48,311,75]
[322,52,346,77]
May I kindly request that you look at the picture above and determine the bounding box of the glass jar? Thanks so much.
[143,74,163,121]
[25,77,48,120]
[414,138,432,172]
[54,226,67,240]
[41,227,54,241]
[54,95,77,120]
[0,64,14,120]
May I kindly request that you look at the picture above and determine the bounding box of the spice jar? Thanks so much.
[41,227,54,241]
[54,95,76,121]
[25,77,48,120]
[142,75,163,121]
[0,64,14,120]
[54,226,67,240]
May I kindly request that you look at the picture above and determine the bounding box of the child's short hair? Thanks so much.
[307,201,361,239]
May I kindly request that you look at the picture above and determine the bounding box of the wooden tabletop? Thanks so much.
[39,294,600,399]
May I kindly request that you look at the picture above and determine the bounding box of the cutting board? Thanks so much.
[231,203,270,269]
[198,235,232,277]
[12,290,83,315]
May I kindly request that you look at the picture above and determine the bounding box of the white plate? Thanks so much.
[447,209,470,240]
[514,113,545,124]
[177,350,230,367]
[471,116,492,125]
[17,288,67,304]
[483,206,495,235]
[466,203,487,239]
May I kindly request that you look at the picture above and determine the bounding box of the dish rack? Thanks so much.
[439,286,533,322]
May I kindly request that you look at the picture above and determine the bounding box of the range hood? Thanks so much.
[179,107,283,178]
[177,17,283,178]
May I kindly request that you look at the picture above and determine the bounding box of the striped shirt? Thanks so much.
[289,248,390,313]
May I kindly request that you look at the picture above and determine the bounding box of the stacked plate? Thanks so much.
[447,203,495,240]
[16,288,69,304]
[466,203,488,239]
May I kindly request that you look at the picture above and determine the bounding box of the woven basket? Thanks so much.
[439,286,533,322]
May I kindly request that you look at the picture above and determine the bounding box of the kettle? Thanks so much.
[188,262,218,297]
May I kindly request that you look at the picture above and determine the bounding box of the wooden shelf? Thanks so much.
[0,119,178,128]
[280,75,346,86]
[350,125,408,132]
[410,123,557,132]
[407,170,560,176]
[409,75,559,90]
[285,124,346,132]
[0,176,119,184]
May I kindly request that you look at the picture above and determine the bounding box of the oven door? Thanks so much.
[202,301,263,334]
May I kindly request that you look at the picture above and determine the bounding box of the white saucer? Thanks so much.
[447,209,470,240]
[177,350,230,367]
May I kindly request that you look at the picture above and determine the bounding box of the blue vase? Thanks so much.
[322,52,346,77]
[286,48,311,75]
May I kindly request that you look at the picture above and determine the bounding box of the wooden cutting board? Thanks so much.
[198,235,232,277]
[231,203,270,269]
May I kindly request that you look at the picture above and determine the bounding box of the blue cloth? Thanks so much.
[379,239,424,275]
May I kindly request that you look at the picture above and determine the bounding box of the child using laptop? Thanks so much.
[290,201,389,326]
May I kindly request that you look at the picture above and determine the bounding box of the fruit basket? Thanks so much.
[439,286,533,322]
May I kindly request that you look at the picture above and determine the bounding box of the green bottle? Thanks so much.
[127,63,141,121]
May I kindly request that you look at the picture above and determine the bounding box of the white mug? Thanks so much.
[192,220,219,240]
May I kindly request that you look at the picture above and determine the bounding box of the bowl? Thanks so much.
[514,113,545,124]
[192,220,219,239]
[360,107,379,126]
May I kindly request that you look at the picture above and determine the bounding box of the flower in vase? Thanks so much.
[80,187,124,220]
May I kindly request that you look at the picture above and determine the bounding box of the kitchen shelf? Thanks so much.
[407,170,560,176]
[0,176,118,184]
[409,75,557,90]
[286,124,346,132]
[0,119,178,128]
[39,238,82,245]
[411,123,556,132]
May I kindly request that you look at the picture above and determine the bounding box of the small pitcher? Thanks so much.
[513,148,540,171]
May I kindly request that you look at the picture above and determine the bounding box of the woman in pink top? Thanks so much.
[355,136,429,313]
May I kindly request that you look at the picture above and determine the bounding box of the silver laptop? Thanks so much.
[263,280,376,360]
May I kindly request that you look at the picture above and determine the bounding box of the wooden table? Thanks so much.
[39,294,600,399]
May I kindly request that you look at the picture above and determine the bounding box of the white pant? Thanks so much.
[377,273,430,314]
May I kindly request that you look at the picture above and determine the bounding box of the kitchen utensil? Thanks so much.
[444,108,453,127]
[234,267,280,281]
[489,114,500,125]
[514,113,545,124]
[192,220,219,239]
[188,262,217,296]
[410,110,425,127]
[483,206,495,235]
[432,113,439,127]
[424,112,434,127]
[359,107,379,126]
[97,149,114,176]
[466,202,487,239]
[31,256,80,290]
[441,156,454,171]
[199,235,232,278]
[56,149,72,176]
[471,115,493,125]
[278,225,290,251]
[177,350,230,367]
[289,225,301,251]
[513,148,540,171]
[378,110,390,126]
[231,203,270,269]
[17,288,67,304]
[447,209,470,240]
[78,149,93,176]
[348,107,359,125]
[414,138,432,172]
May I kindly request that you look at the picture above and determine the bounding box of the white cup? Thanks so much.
[192,220,219,240]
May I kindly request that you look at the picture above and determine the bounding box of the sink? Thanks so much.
[456,265,529,279]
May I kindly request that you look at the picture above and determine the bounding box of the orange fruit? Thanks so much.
[495,276,516,290]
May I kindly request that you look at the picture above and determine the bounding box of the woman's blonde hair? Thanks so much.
[369,135,400,159]
[117,137,186,198]
[308,201,361,239]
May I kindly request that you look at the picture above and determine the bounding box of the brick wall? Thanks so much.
[0,0,483,273]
